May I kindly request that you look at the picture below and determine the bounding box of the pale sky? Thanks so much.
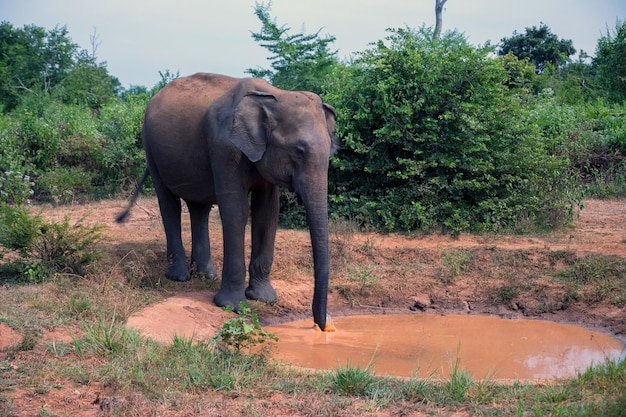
[2,0,624,89]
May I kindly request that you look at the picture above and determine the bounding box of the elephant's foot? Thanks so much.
[165,263,191,282]
[246,281,278,304]
[191,259,218,280]
[214,288,248,312]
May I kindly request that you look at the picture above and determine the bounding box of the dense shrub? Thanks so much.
[325,27,581,233]
[96,94,149,193]
[0,204,104,280]
[0,94,148,203]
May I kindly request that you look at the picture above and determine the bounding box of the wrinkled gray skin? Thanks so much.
[117,73,338,330]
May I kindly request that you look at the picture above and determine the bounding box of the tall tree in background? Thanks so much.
[498,23,575,74]
[433,0,448,40]
[594,19,626,103]
[246,1,338,93]
[0,22,76,110]
[0,22,119,111]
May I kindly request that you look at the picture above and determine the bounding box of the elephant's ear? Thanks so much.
[323,103,340,156]
[230,91,277,162]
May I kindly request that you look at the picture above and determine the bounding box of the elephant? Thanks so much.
[117,73,339,331]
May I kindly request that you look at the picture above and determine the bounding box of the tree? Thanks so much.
[433,0,448,40]
[0,22,119,111]
[246,1,338,93]
[52,49,121,109]
[0,22,77,110]
[594,19,626,103]
[498,23,575,74]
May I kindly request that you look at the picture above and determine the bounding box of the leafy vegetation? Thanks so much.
[498,22,576,74]
[0,204,104,281]
[326,27,581,233]
[212,302,278,352]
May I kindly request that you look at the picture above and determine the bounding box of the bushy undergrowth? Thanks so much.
[0,94,148,205]
[324,27,625,234]
[0,204,104,280]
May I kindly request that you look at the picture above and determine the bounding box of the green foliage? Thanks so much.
[0,22,119,112]
[246,1,338,93]
[594,20,626,103]
[442,354,475,403]
[36,166,94,204]
[212,303,278,352]
[498,52,541,92]
[330,363,376,396]
[327,27,580,233]
[0,92,148,201]
[0,204,104,280]
[51,49,121,110]
[97,95,149,192]
[0,22,76,111]
[74,316,140,356]
[498,23,576,74]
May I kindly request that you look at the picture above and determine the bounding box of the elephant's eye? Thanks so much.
[295,144,307,159]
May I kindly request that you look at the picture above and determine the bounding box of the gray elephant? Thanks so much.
[117,73,339,331]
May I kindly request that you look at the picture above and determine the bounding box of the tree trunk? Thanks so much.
[433,0,448,40]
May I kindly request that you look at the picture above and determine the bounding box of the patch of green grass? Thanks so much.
[329,362,376,397]
[439,248,472,284]
[73,315,140,357]
[347,264,380,294]
[554,254,626,306]
[442,354,475,403]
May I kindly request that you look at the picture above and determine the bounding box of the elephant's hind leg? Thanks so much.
[152,175,190,282]
[187,201,218,279]
[245,184,279,303]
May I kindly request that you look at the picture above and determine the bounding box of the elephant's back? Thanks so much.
[150,73,239,115]
[143,73,239,203]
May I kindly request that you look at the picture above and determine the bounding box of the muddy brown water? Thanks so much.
[264,315,625,381]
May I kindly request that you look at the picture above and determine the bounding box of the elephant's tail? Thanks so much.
[116,167,150,223]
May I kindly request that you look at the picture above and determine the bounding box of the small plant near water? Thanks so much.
[212,303,278,352]
[330,362,376,397]
[442,353,475,403]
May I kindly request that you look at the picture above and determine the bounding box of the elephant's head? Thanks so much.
[228,80,339,330]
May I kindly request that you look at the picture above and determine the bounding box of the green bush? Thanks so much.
[212,303,277,352]
[326,27,580,233]
[97,95,148,192]
[0,204,104,280]
[36,166,94,204]
[0,116,35,205]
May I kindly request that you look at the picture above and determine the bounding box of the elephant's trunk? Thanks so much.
[301,182,330,331]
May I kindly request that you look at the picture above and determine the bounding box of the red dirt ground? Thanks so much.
[1,198,625,416]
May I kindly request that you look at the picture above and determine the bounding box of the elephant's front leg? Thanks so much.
[186,201,218,279]
[246,184,279,303]
[213,191,249,310]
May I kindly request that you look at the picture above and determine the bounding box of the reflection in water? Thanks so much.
[264,315,625,380]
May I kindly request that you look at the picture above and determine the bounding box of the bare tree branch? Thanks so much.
[14,78,39,96]
[89,27,101,59]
